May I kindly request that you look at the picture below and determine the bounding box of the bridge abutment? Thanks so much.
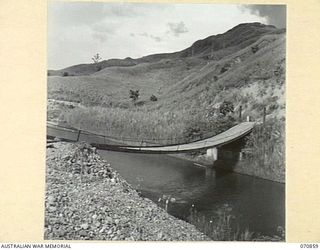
[206,147,218,165]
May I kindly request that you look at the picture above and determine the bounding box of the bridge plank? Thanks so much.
[119,122,255,153]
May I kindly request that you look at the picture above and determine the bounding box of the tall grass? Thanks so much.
[59,105,236,145]
[236,118,285,182]
[188,204,251,241]
[187,204,284,241]
[60,106,188,143]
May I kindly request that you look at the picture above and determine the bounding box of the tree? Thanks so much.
[150,94,158,101]
[129,89,140,103]
[219,101,234,116]
[92,53,102,64]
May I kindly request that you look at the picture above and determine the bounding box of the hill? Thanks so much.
[48,22,285,144]
[48,22,284,76]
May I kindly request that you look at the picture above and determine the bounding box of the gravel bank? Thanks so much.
[45,141,209,241]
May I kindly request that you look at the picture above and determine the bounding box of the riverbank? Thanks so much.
[172,152,285,184]
[45,141,209,241]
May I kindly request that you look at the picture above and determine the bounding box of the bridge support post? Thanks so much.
[76,130,81,142]
[239,151,243,161]
[206,147,218,165]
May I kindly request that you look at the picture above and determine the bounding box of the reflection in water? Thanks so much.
[98,150,285,237]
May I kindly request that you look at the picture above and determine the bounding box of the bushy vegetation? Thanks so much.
[129,89,140,103]
[150,94,158,102]
[219,101,234,116]
[183,114,236,142]
[236,118,285,182]
[188,204,284,241]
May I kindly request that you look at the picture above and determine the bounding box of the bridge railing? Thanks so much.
[47,122,235,147]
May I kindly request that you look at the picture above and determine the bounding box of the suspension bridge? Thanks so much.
[47,121,255,161]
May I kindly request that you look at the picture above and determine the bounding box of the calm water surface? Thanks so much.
[98,150,285,237]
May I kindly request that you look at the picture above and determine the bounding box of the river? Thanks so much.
[98,150,285,238]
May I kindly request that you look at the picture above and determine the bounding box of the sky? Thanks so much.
[48,2,286,70]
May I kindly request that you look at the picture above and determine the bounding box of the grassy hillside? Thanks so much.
[48,22,285,145]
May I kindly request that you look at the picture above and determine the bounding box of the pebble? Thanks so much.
[79,230,87,237]
[47,195,56,203]
[48,206,57,212]
[105,216,113,224]
[81,223,89,230]
[170,198,176,203]
[45,142,210,241]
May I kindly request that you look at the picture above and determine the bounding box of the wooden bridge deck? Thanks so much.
[117,122,255,153]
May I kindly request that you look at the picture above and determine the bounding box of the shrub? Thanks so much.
[62,72,69,77]
[220,63,231,74]
[150,95,158,101]
[183,121,207,141]
[241,118,285,182]
[220,66,228,74]
[183,115,236,143]
[251,45,259,53]
[129,89,140,102]
[219,101,234,116]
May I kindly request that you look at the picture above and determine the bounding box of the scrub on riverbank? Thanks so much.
[45,141,209,241]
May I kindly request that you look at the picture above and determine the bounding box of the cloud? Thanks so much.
[241,5,286,28]
[91,23,119,43]
[48,2,109,27]
[48,2,171,27]
[137,32,162,42]
[92,33,109,43]
[48,3,270,69]
[167,22,189,37]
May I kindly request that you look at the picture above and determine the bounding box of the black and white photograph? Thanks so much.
[46,2,286,241]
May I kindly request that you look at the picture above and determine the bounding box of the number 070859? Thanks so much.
[300,244,319,248]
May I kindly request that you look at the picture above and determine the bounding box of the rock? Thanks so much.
[170,198,176,203]
[79,230,87,237]
[57,229,66,237]
[157,232,163,239]
[99,226,106,233]
[105,216,113,224]
[47,195,56,204]
[80,223,89,230]
[48,206,57,212]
